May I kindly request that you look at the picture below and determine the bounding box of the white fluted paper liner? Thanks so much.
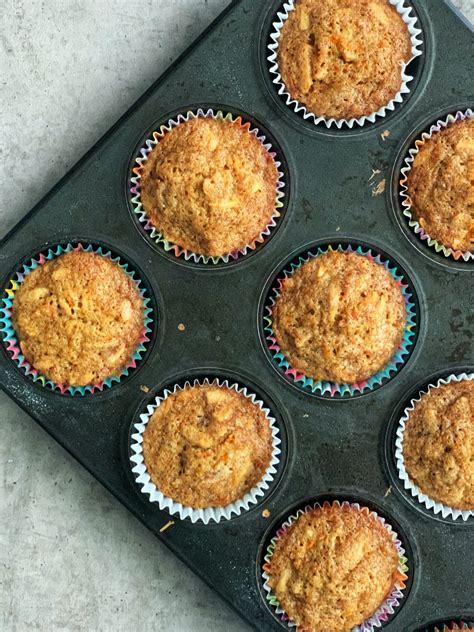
[130,378,282,524]
[395,372,474,521]
[129,108,286,264]
[267,0,423,129]
[262,500,409,631]
[399,109,474,262]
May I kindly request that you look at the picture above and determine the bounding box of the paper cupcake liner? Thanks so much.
[130,377,282,524]
[0,243,153,396]
[264,244,417,397]
[419,622,474,632]
[267,0,423,129]
[399,108,474,261]
[395,372,474,522]
[262,500,409,631]
[129,108,286,264]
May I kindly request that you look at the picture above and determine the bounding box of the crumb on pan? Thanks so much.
[372,179,386,196]
[159,520,175,533]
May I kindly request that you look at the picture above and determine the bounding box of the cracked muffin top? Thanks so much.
[266,503,401,632]
[139,116,280,258]
[403,379,474,510]
[277,0,413,119]
[12,250,144,387]
[406,117,474,253]
[271,250,407,384]
[142,384,273,508]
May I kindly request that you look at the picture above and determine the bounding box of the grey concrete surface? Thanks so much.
[1,1,472,631]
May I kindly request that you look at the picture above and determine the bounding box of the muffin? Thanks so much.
[271,250,407,384]
[12,250,144,386]
[265,503,402,632]
[139,116,280,258]
[403,379,473,511]
[142,384,273,508]
[276,0,413,119]
[405,117,474,253]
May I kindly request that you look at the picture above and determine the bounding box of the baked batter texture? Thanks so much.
[266,503,401,632]
[12,250,144,386]
[406,117,474,253]
[271,250,406,384]
[277,0,413,119]
[403,379,473,510]
[140,117,279,257]
[142,384,273,508]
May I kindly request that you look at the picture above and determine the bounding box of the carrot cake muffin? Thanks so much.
[403,379,473,510]
[142,384,273,508]
[266,503,401,632]
[406,117,474,252]
[12,250,144,386]
[271,250,406,384]
[277,0,413,119]
[140,117,279,258]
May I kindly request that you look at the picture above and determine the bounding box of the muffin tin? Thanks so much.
[1,1,472,629]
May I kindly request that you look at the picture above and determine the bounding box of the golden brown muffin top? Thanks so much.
[406,117,474,253]
[403,379,474,510]
[140,117,279,258]
[271,250,406,384]
[267,504,401,632]
[12,250,144,387]
[142,384,273,508]
[277,0,413,120]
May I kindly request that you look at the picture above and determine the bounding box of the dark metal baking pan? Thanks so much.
[1,1,473,629]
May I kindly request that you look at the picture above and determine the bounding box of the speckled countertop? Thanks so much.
[1,1,472,631]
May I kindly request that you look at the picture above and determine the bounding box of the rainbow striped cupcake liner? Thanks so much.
[421,622,473,632]
[267,0,423,129]
[264,244,417,397]
[129,108,286,264]
[130,377,281,524]
[262,500,409,631]
[399,109,474,262]
[395,372,474,522]
[0,242,154,396]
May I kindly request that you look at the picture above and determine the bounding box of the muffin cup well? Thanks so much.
[262,500,409,631]
[130,377,282,524]
[394,372,474,522]
[399,109,474,262]
[0,243,153,396]
[267,0,423,129]
[129,108,286,264]
[263,243,418,397]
